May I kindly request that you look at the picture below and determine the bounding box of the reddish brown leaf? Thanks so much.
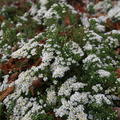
[47,111,63,120]
[64,16,71,25]
[74,4,85,13]
[8,72,19,83]
[115,48,120,55]
[113,107,120,120]
[116,69,120,78]
[34,58,42,66]
[114,22,120,30]
[0,15,5,21]
[12,45,18,52]
[59,31,71,36]
[29,86,35,96]
[39,40,46,44]
[32,78,43,88]
[0,86,15,101]
[95,0,104,4]
[36,26,45,34]
[106,19,120,30]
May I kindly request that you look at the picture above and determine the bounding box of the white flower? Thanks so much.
[54,97,87,120]
[96,24,105,32]
[52,65,69,78]
[117,78,120,83]
[47,89,57,105]
[83,54,101,63]
[58,76,77,96]
[70,92,89,104]
[66,41,84,57]
[29,4,37,16]
[31,48,36,55]
[39,0,48,6]
[81,16,90,27]
[92,84,103,93]
[97,69,111,77]
[108,6,120,20]
[83,42,92,50]
[76,112,88,120]
[42,51,54,63]
[92,94,111,105]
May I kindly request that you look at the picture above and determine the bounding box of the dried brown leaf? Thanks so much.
[0,86,15,101]
[8,72,19,83]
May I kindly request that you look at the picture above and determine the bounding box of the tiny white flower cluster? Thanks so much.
[117,78,120,83]
[39,0,48,6]
[83,54,101,64]
[66,41,84,57]
[11,40,40,59]
[92,94,111,105]
[96,24,105,32]
[97,69,111,78]
[54,97,88,120]
[70,92,90,104]
[0,30,3,36]
[94,0,112,12]
[39,39,84,78]
[47,87,57,105]
[3,66,40,105]
[2,66,43,120]
[92,84,103,93]
[58,76,87,96]
[86,30,103,42]
[10,97,43,120]
[15,68,37,94]
[44,5,60,19]
[108,4,120,20]
[83,41,93,51]
[29,4,38,16]
[0,75,9,91]
[105,36,119,48]
[52,65,70,78]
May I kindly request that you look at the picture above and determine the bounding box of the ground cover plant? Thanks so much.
[0,0,120,120]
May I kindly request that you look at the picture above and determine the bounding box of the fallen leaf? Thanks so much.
[113,107,120,120]
[0,86,15,101]
[95,0,103,4]
[8,72,19,83]
[0,54,3,59]
[36,25,45,34]
[74,4,85,13]
[114,22,120,30]
[106,19,120,30]
[67,0,86,13]
[47,111,63,120]
[0,16,5,21]
[29,86,35,96]
[39,40,46,44]
[116,69,120,78]
[59,31,71,36]
[34,58,42,66]
[32,78,43,88]
[115,47,120,55]
[64,16,71,25]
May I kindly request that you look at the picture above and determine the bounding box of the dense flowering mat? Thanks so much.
[0,0,120,120]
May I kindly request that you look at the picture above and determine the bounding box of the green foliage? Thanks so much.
[3,28,17,46]
[0,103,6,120]
[32,113,54,120]
[6,101,16,120]
[0,0,119,120]
[87,3,95,14]
[88,103,117,120]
